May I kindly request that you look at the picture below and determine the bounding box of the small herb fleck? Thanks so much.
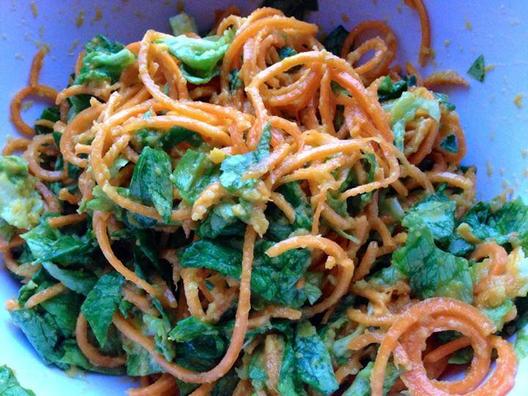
[30,1,38,18]
[75,10,85,28]
[467,55,486,82]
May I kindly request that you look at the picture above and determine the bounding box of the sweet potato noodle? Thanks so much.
[3,2,520,396]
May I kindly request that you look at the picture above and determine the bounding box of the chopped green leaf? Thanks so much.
[343,361,399,396]
[0,156,44,230]
[169,316,220,342]
[158,29,235,85]
[384,91,441,151]
[377,75,416,102]
[171,150,218,204]
[81,272,124,347]
[21,220,94,266]
[0,365,35,396]
[393,224,473,303]
[228,69,242,92]
[278,46,297,59]
[143,314,175,361]
[403,192,456,243]
[515,326,528,360]
[294,321,338,395]
[440,134,459,153]
[169,12,197,36]
[179,239,314,308]
[133,127,203,151]
[10,308,62,365]
[482,299,514,331]
[123,337,162,376]
[467,54,486,82]
[197,201,246,239]
[130,147,173,222]
[75,35,135,84]
[323,25,349,55]
[34,106,60,135]
[434,92,456,111]
[260,0,318,20]
[41,261,97,295]
[219,124,271,201]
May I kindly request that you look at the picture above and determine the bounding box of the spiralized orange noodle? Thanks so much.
[2,3,525,396]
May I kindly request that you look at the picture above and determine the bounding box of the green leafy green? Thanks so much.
[179,239,241,278]
[440,134,459,153]
[515,326,528,360]
[40,292,82,338]
[323,25,349,55]
[143,314,175,361]
[377,75,416,102]
[454,198,528,253]
[179,239,315,307]
[168,316,220,342]
[67,94,92,120]
[167,317,227,371]
[34,106,60,135]
[0,365,35,396]
[0,156,44,230]
[211,369,239,396]
[278,46,297,59]
[384,91,441,151]
[41,262,97,295]
[467,54,486,82]
[403,192,456,243]
[171,150,218,204]
[159,29,235,84]
[248,350,267,390]
[197,201,245,239]
[133,127,203,151]
[21,219,94,266]
[393,223,473,303]
[434,92,456,111]
[129,147,173,222]
[10,308,62,365]
[482,299,514,331]
[81,272,124,347]
[294,321,338,395]
[169,12,197,36]
[123,338,162,376]
[219,124,271,201]
[266,181,312,241]
[228,69,242,92]
[277,336,305,395]
[260,0,318,19]
[342,362,399,396]
[75,35,135,84]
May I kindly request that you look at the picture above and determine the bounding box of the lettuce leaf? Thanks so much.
[403,192,456,244]
[294,321,338,395]
[0,156,44,230]
[75,35,135,84]
[159,29,234,84]
[178,239,314,308]
[172,150,218,205]
[323,25,349,55]
[260,0,318,19]
[21,219,95,266]
[0,365,35,396]
[219,124,271,201]
[130,147,173,222]
[169,12,197,36]
[393,223,473,303]
[384,91,441,150]
[81,272,124,347]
